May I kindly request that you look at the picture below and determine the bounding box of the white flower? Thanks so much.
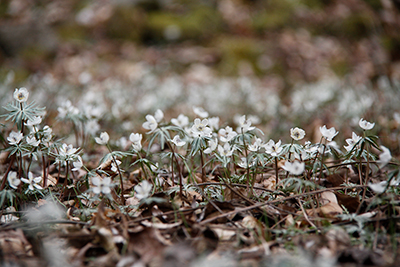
[21,172,43,191]
[135,180,153,200]
[344,132,362,152]
[264,139,283,157]
[92,176,112,194]
[208,117,220,131]
[319,125,338,141]
[282,161,305,175]
[72,156,83,171]
[7,131,23,145]
[26,135,40,147]
[95,132,109,145]
[290,127,306,141]
[142,115,158,133]
[154,109,164,122]
[13,87,29,103]
[171,114,189,128]
[171,135,186,147]
[191,118,212,137]
[238,157,255,168]
[218,126,237,143]
[43,125,52,135]
[41,125,53,142]
[248,138,264,152]
[129,133,142,151]
[378,146,391,168]
[204,138,218,154]
[218,142,235,157]
[368,181,386,194]
[7,171,21,189]
[57,100,79,118]
[359,118,375,130]
[237,115,255,133]
[111,160,121,173]
[59,143,78,157]
[25,116,42,127]
[193,106,209,118]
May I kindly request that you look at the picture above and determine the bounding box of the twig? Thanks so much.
[198,185,366,225]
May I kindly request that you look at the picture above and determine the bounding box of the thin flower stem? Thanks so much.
[275,157,279,187]
[318,140,327,182]
[42,154,47,188]
[106,144,126,205]
[308,136,323,179]
[167,142,184,200]
[241,129,252,196]
[200,149,206,183]
[0,156,15,191]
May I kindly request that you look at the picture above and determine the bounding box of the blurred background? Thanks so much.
[0,0,400,149]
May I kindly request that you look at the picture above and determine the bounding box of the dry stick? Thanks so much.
[195,182,284,195]
[198,185,367,225]
[297,198,319,230]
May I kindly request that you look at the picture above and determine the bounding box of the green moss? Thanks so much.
[364,0,383,10]
[251,0,296,33]
[215,36,263,75]
[330,59,350,77]
[146,6,223,43]
[105,7,146,42]
[57,22,88,41]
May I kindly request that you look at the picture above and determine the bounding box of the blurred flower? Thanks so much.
[21,172,43,191]
[72,156,83,171]
[7,131,23,145]
[193,106,209,118]
[394,113,400,124]
[171,114,189,128]
[92,176,112,195]
[204,138,218,154]
[154,109,164,122]
[7,171,21,189]
[25,116,42,127]
[237,115,255,133]
[319,125,338,141]
[57,100,79,118]
[378,146,391,168]
[135,180,153,200]
[290,127,306,141]
[282,161,305,175]
[13,87,29,103]
[171,135,186,147]
[248,138,264,152]
[359,118,375,130]
[26,135,40,147]
[95,132,109,145]
[143,115,158,133]
[218,143,235,157]
[218,126,237,143]
[59,143,78,157]
[264,139,283,157]
[208,117,220,131]
[191,118,212,137]
[42,126,52,142]
[344,132,362,152]
[111,160,121,173]
[238,157,255,168]
[130,133,142,151]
